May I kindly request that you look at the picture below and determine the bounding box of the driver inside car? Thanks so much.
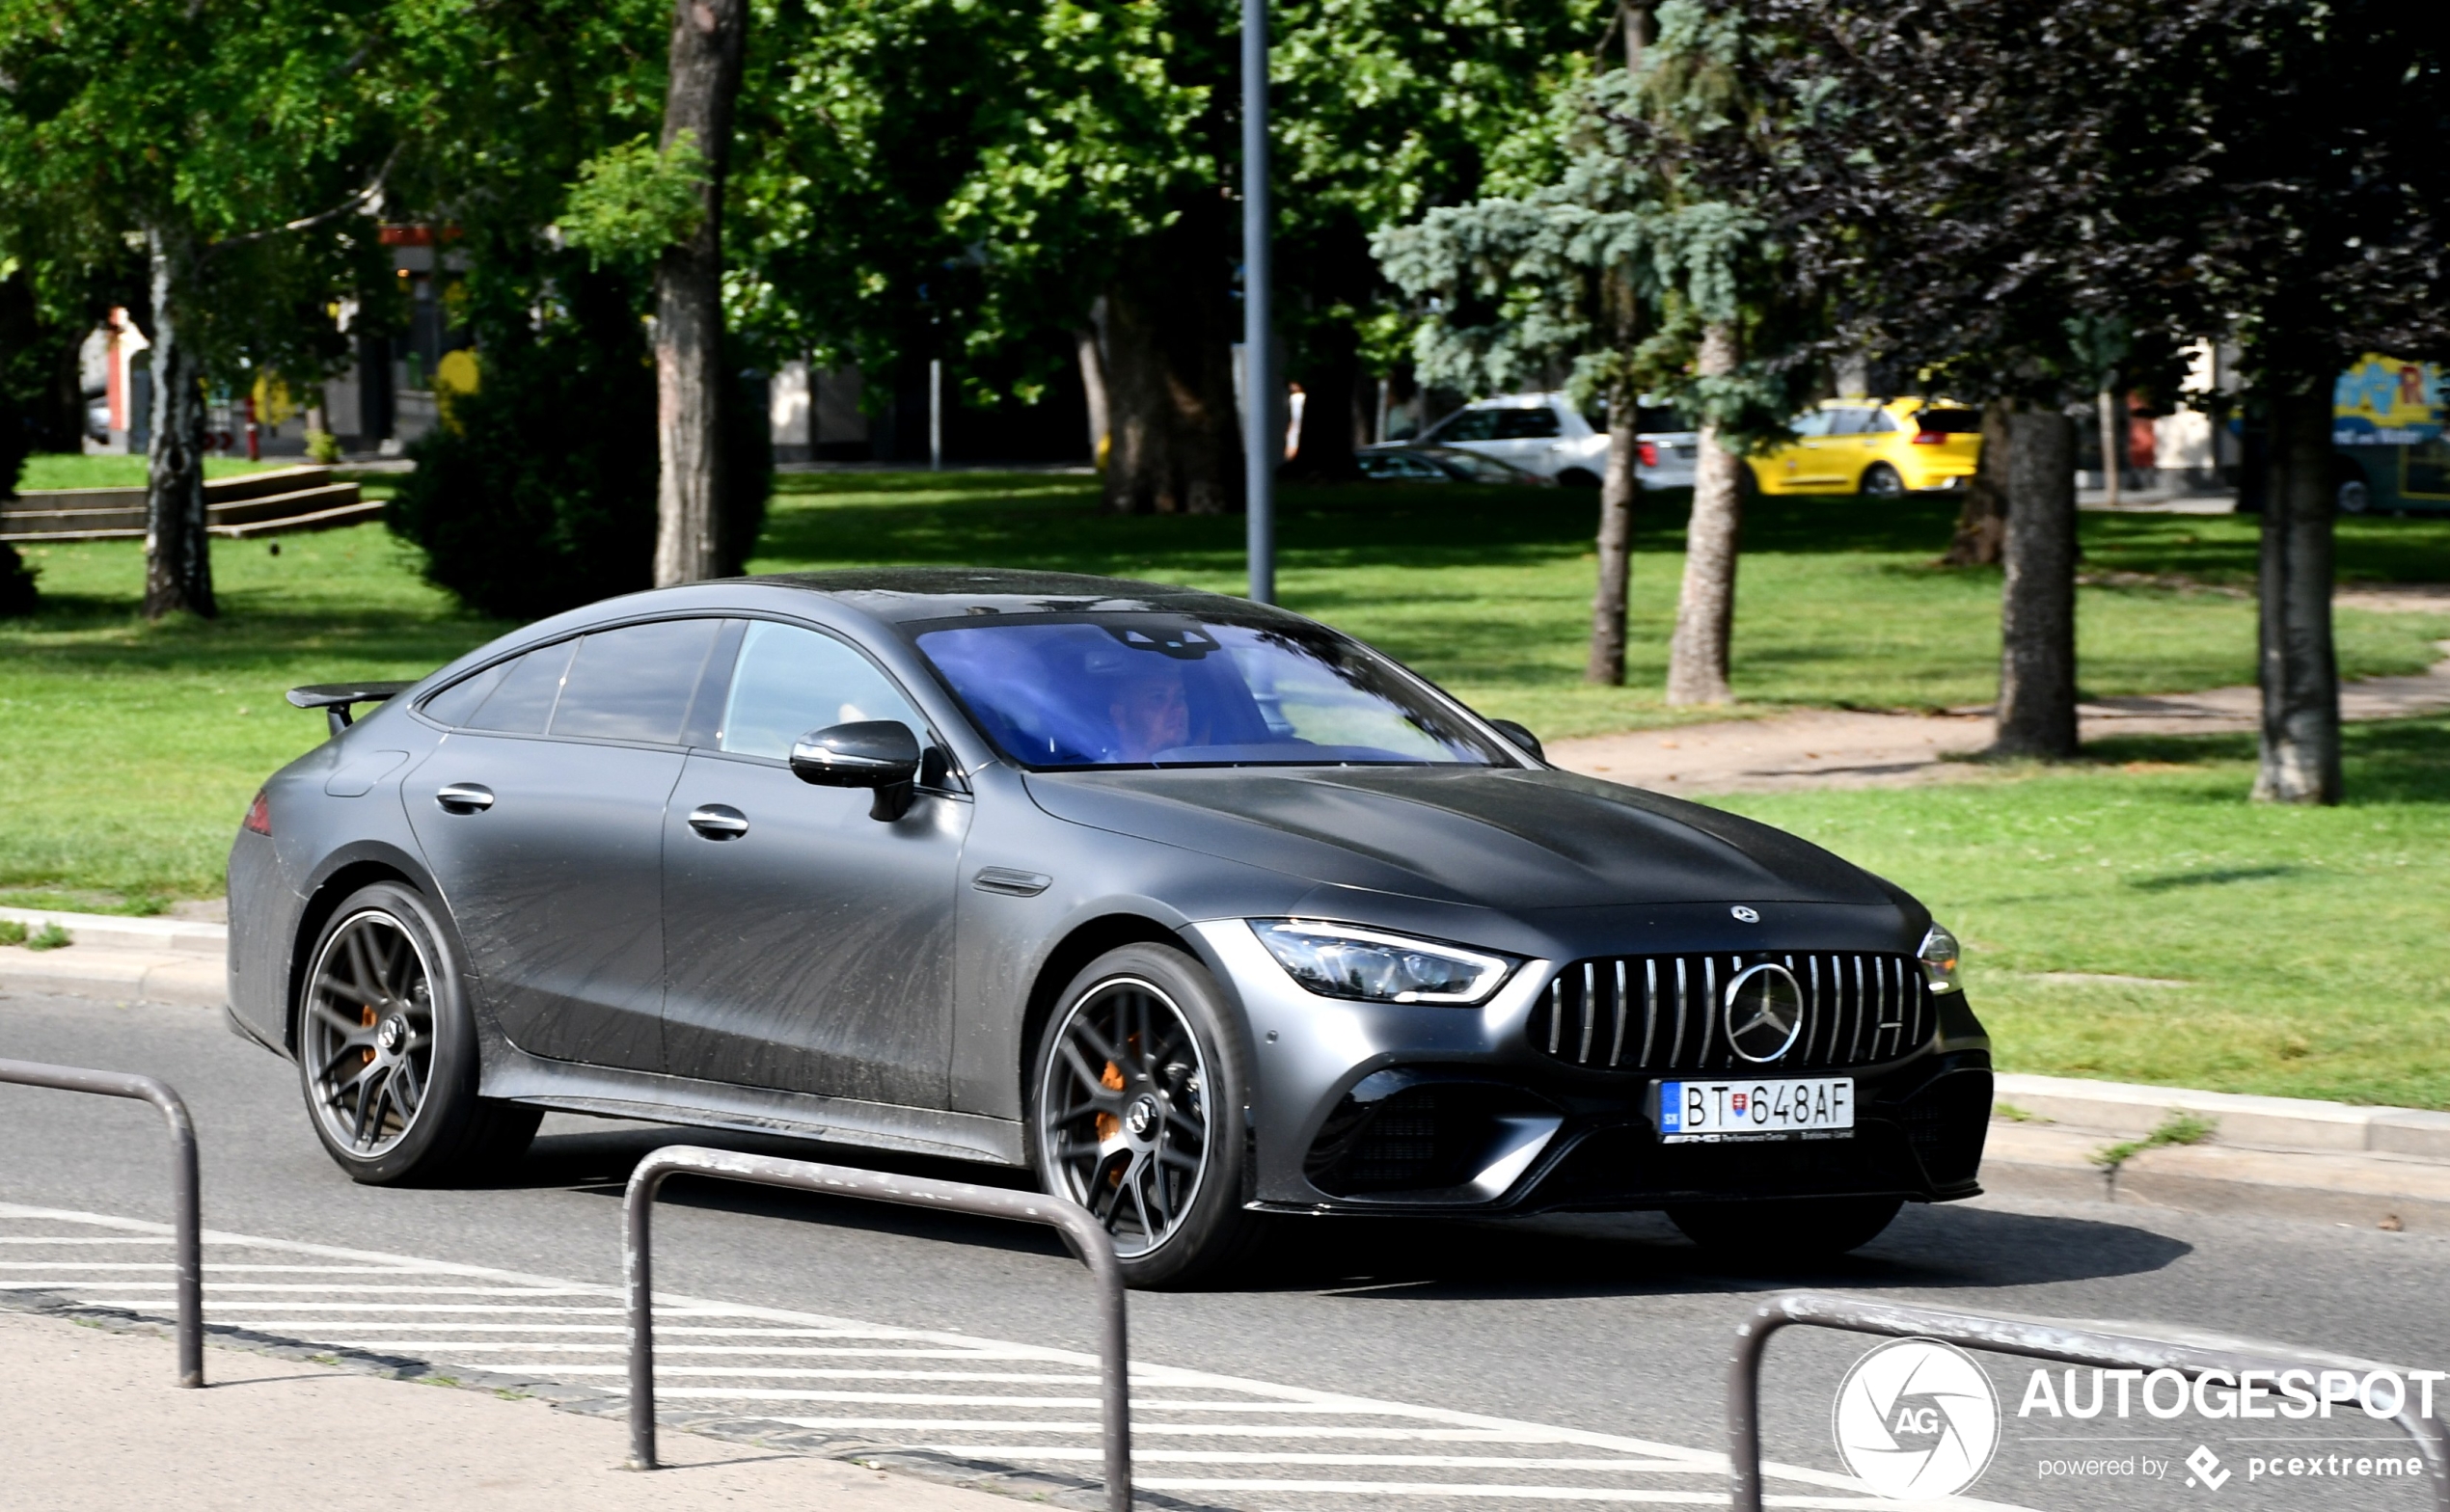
[1105,661,1195,763]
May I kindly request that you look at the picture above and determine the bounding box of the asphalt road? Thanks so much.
[3,988,2444,1512]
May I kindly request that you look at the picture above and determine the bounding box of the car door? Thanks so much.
[1786,407,1857,488]
[661,618,968,1108]
[406,617,724,1070]
[1485,404,1566,475]
[1847,405,1904,485]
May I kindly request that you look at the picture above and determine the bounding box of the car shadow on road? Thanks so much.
[499,1122,2191,1302]
[1260,1201,2191,1302]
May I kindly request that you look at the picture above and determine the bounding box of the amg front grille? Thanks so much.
[1527,952,1932,1072]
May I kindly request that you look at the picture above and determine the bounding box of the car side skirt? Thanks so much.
[478,1046,1026,1167]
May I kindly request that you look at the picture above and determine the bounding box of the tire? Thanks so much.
[2338,477,2372,515]
[1859,463,1906,500]
[1668,1195,1904,1259]
[1029,943,1260,1288]
[1556,468,1602,489]
[295,882,541,1185]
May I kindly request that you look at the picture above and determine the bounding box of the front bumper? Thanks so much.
[1191,920,1991,1216]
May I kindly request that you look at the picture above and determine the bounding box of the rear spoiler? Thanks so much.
[286,681,414,737]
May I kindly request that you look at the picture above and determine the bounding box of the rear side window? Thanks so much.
[1915,408,1981,434]
[550,619,724,744]
[719,621,924,760]
[1635,405,1690,434]
[1430,408,1504,443]
[1490,408,1562,440]
[1825,407,1882,436]
[452,641,577,734]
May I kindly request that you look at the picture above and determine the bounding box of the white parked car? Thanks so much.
[1388,392,1701,490]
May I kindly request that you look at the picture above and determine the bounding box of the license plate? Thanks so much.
[1654,1077,1854,1143]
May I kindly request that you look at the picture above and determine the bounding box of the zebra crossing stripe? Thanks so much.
[0,1202,2033,1512]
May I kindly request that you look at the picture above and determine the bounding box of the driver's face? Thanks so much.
[1110,669,1191,762]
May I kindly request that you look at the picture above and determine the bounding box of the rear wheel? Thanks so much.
[1669,1195,1904,1258]
[1030,944,1259,1288]
[2338,477,2372,514]
[297,883,540,1185]
[1860,462,1906,500]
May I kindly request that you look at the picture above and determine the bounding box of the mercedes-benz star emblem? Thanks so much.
[1730,904,1760,923]
[1724,962,1806,1063]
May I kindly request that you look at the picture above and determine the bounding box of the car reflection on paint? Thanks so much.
[227,569,1992,1287]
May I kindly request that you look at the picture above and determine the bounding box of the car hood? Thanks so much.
[1021,765,1901,911]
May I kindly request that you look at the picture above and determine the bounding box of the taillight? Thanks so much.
[243,790,272,835]
[1637,441,1660,467]
[1911,431,1947,445]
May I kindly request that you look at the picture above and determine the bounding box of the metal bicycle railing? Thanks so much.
[0,1057,204,1387]
[623,1145,1133,1511]
[1728,1290,2450,1512]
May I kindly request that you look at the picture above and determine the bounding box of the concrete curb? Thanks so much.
[1996,1070,2450,1160]
[1984,1074,2450,1232]
[0,908,228,1010]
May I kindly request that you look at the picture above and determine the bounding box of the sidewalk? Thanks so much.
[10,908,2450,1233]
[1547,631,2450,797]
[0,1308,1010,1511]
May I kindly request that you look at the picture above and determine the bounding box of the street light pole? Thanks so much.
[1240,0,1275,605]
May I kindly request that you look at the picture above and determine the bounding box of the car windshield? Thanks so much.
[911,615,1510,770]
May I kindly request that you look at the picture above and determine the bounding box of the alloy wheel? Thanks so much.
[1862,464,1906,500]
[1039,977,1211,1257]
[303,910,436,1158]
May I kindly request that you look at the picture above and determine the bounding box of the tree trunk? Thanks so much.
[142,227,214,621]
[651,0,748,588]
[1585,371,1640,685]
[1076,315,1110,468]
[1286,323,1364,480]
[1100,216,1242,516]
[1666,323,1743,705]
[2252,379,2342,804]
[2095,380,2123,509]
[1941,399,2009,566]
[1993,406,2079,757]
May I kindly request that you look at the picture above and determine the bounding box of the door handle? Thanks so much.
[434,783,494,814]
[687,803,749,840]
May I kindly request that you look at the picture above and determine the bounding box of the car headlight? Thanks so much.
[1919,923,1963,994]
[1248,919,1516,1006]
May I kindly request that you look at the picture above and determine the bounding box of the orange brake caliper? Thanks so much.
[1097,1057,1129,1186]
[361,1005,378,1064]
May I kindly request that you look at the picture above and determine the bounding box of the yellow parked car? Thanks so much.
[1744,398,1982,498]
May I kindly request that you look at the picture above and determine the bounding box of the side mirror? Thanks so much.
[1488,718,1544,764]
[790,720,923,820]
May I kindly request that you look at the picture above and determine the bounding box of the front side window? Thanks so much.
[719,620,924,760]
[912,615,1509,770]
[1788,409,1838,439]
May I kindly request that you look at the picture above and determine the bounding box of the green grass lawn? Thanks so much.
[1709,718,2450,1109]
[4,465,2449,1106]
[15,455,302,491]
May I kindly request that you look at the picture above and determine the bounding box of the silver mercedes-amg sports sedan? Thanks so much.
[227,569,1990,1285]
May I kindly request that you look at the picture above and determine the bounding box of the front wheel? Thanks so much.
[1669,1195,1904,1259]
[2338,477,2372,514]
[1860,462,1907,500]
[296,882,540,1185]
[1030,944,1259,1288]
